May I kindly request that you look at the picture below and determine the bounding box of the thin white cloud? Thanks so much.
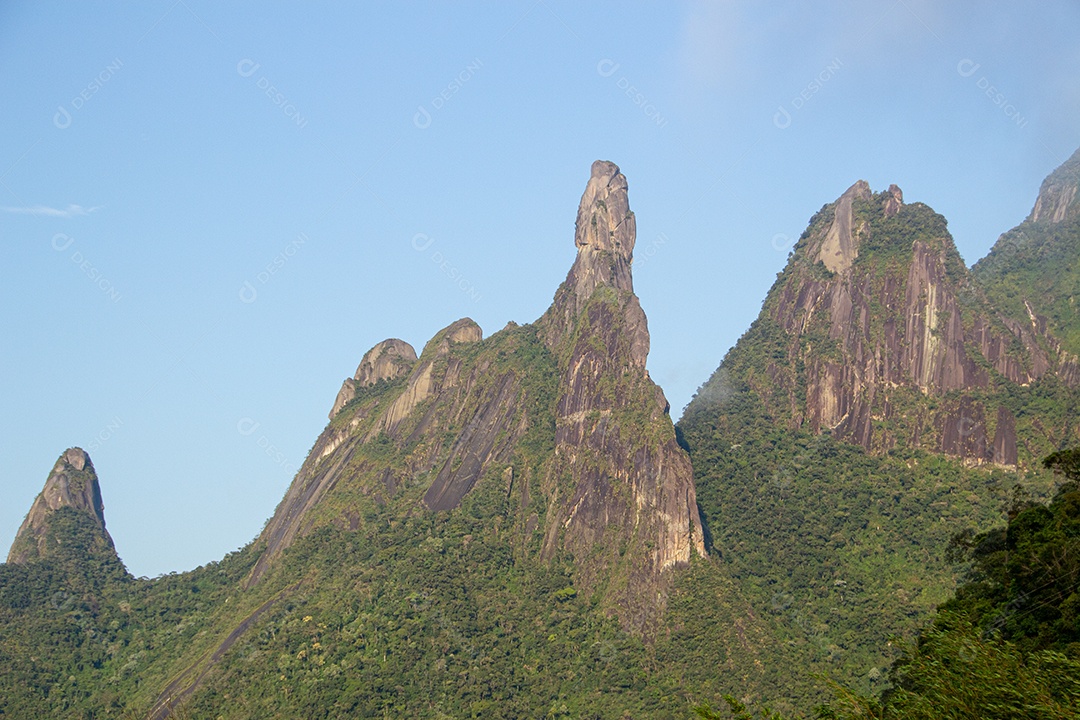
[2,204,103,218]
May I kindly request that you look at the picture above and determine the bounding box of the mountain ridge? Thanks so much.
[3,151,1079,718]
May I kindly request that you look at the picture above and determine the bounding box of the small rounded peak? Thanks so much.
[590,159,621,179]
[841,180,873,202]
[443,318,483,344]
[353,339,418,388]
[422,318,483,358]
[62,447,90,471]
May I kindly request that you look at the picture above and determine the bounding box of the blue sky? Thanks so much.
[2,1,1077,577]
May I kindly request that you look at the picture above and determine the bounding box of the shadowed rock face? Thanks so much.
[7,448,115,564]
[246,161,704,630]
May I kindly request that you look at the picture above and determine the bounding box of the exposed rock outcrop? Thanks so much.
[6,447,115,564]
[247,161,704,631]
[809,180,870,273]
[538,161,704,624]
[973,147,1080,371]
[1028,147,1080,225]
[702,179,1076,467]
[329,339,417,418]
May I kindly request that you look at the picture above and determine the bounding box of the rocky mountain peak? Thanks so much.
[884,183,904,217]
[249,162,704,631]
[543,161,649,367]
[566,160,636,312]
[354,339,417,387]
[811,179,872,273]
[330,339,418,418]
[1029,147,1080,225]
[6,447,114,564]
[694,178,1074,467]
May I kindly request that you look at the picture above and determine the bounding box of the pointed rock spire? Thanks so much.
[544,160,649,366]
[6,448,115,564]
[567,160,636,310]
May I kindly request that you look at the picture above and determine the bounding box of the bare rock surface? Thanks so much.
[6,447,115,564]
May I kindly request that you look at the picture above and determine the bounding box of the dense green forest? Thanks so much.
[694,448,1080,719]
[3,151,1078,718]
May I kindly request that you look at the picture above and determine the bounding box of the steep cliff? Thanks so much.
[974,147,1080,366]
[6,447,117,565]
[246,160,704,631]
[692,177,1075,467]
[678,160,1080,704]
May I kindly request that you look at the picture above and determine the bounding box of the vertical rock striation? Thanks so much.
[696,175,1077,467]
[246,160,704,630]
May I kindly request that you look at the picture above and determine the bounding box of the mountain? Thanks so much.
[679,152,1080,702]
[3,161,747,719]
[974,146,1080,361]
[7,447,118,566]
[246,159,704,631]
[687,177,1076,465]
[3,153,1078,718]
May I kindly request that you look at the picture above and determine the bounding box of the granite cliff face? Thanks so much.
[1026,147,1080,226]
[696,176,1077,467]
[7,447,116,564]
[247,160,704,630]
[535,161,704,619]
[328,338,418,419]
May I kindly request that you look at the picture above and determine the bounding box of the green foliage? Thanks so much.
[973,213,1080,356]
[731,454,1080,720]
